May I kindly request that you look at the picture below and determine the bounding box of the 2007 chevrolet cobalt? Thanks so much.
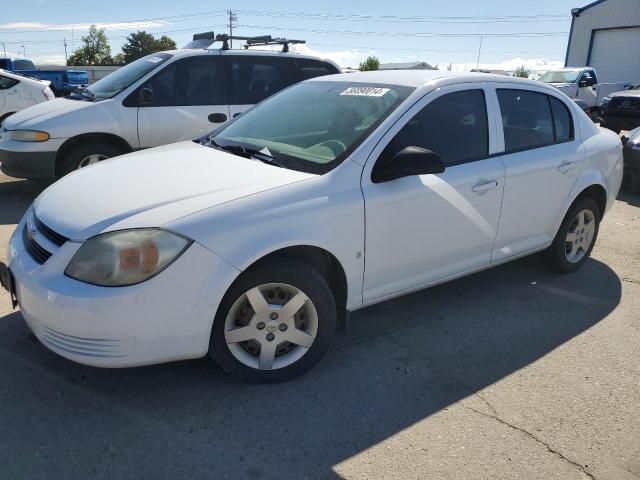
[0,71,623,382]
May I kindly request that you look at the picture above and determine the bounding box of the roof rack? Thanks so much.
[216,34,305,52]
[184,32,306,52]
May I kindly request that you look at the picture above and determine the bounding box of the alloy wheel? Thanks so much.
[564,209,596,263]
[77,154,108,169]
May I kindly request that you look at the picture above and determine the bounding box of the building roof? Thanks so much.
[379,61,436,70]
[573,0,608,14]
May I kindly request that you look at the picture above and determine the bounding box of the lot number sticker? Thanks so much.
[340,87,390,97]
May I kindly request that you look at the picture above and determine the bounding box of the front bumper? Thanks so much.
[0,148,57,179]
[6,215,240,367]
[601,114,640,133]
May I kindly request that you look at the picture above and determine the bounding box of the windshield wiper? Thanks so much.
[208,140,285,168]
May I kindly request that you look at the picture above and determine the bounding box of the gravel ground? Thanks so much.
[0,172,638,480]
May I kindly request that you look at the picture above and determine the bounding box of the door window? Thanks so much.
[229,57,296,104]
[549,97,574,143]
[0,75,19,89]
[497,89,555,153]
[141,56,226,106]
[381,89,489,166]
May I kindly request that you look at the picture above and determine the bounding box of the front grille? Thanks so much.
[39,324,133,358]
[22,224,52,264]
[34,216,68,247]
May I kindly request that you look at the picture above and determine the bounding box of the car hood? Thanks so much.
[610,89,640,98]
[4,97,99,131]
[34,141,315,240]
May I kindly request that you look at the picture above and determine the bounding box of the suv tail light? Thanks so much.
[43,87,55,100]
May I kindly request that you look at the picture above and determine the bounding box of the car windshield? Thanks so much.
[208,81,413,174]
[538,70,581,84]
[83,53,172,100]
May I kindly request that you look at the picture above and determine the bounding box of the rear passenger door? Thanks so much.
[491,87,582,262]
[136,56,229,148]
[227,56,297,119]
[361,85,505,302]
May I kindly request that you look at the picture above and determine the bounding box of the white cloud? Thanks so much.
[451,57,563,73]
[0,21,168,31]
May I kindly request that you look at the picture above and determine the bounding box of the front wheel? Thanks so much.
[59,141,122,177]
[546,197,601,273]
[209,258,337,383]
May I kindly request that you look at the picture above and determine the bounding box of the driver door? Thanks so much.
[361,85,505,302]
[137,56,230,148]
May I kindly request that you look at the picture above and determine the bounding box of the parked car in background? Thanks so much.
[600,84,640,133]
[0,69,55,124]
[0,71,622,382]
[621,126,640,192]
[538,67,630,109]
[0,35,340,180]
[0,58,89,97]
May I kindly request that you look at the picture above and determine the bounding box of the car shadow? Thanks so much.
[0,179,49,225]
[617,188,640,208]
[0,254,621,479]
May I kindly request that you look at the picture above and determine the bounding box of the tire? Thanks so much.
[59,141,123,177]
[209,257,337,383]
[546,197,601,273]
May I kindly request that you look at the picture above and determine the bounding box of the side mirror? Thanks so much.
[138,87,154,105]
[372,146,445,183]
[578,79,588,88]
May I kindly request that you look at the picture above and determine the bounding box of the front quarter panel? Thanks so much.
[166,160,366,310]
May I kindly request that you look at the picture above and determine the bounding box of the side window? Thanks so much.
[497,89,554,153]
[382,89,488,166]
[549,97,574,143]
[143,57,226,106]
[296,59,339,80]
[0,75,20,90]
[229,57,296,105]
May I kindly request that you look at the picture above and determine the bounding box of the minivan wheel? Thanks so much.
[209,258,337,383]
[59,141,122,177]
[546,197,601,273]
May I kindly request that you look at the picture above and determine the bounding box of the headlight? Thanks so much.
[9,130,50,142]
[601,97,611,105]
[65,229,192,287]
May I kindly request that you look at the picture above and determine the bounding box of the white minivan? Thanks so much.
[0,46,339,179]
[0,69,55,125]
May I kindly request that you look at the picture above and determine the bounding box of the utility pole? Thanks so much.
[64,38,68,63]
[227,10,238,48]
[475,35,483,70]
[22,45,26,58]
[1,42,6,59]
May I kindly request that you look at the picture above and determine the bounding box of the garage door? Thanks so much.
[589,27,640,83]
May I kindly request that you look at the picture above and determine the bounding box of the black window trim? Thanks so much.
[375,87,491,171]
[123,55,228,108]
[496,88,575,156]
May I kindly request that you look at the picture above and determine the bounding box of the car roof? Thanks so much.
[311,70,546,89]
[0,68,44,84]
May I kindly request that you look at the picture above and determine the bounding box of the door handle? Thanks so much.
[471,180,498,194]
[557,161,577,174]
[208,113,228,123]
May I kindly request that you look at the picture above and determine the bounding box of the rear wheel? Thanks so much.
[59,141,123,177]
[546,197,601,273]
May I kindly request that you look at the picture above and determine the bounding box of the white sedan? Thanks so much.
[0,69,54,125]
[0,71,623,382]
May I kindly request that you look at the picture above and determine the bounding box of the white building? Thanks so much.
[565,0,640,83]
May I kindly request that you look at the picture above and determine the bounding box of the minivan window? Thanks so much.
[296,59,339,80]
[382,89,488,166]
[497,89,555,153]
[140,56,226,106]
[86,53,172,100]
[0,75,19,89]
[229,57,296,104]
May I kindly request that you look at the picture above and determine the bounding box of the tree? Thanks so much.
[121,31,177,64]
[112,53,126,65]
[447,63,452,71]
[359,56,380,72]
[67,25,113,66]
[514,66,531,78]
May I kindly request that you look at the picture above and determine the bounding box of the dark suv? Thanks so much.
[601,85,640,133]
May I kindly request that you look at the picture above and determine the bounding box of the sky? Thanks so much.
[0,0,585,72]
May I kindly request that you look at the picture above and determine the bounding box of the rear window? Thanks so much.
[0,75,20,89]
[12,59,36,71]
[296,58,339,80]
[497,89,555,153]
[228,56,297,104]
